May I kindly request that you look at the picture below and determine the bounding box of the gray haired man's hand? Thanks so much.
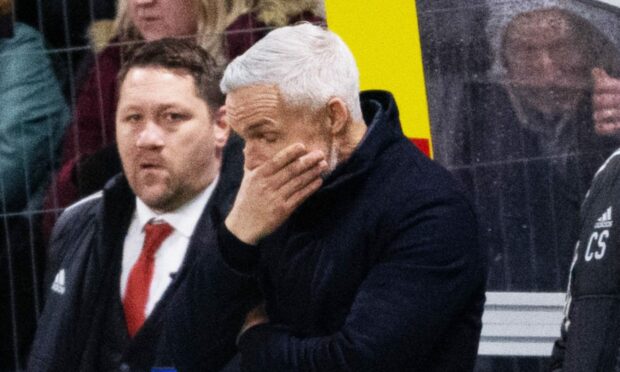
[225,143,327,245]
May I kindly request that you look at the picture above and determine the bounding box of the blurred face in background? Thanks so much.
[503,10,591,115]
[129,0,198,41]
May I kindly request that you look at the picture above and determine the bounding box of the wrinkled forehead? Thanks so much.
[226,84,281,105]
[226,85,281,123]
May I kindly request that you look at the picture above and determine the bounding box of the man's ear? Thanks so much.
[214,106,230,149]
[326,98,350,135]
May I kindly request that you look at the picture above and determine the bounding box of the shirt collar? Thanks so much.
[135,175,219,238]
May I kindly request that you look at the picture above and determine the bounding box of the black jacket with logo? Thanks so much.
[27,137,259,372]
[551,148,620,371]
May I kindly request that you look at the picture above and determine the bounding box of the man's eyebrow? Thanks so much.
[156,103,189,112]
[117,104,142,112]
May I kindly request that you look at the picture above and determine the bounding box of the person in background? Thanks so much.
[451,11,620,370]
[43,0,324,237]
[548,147,620,367]
[170,23,486,371]
[28,38,259,371]
[549,54,620,372]
[0,0,69,369]
[0,4,68,214]
[449,7,620,294]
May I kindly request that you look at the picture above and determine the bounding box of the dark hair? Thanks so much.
[117,38,225,112]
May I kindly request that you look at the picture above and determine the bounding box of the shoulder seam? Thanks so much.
[593,147,620,179]
[64,190,104,213]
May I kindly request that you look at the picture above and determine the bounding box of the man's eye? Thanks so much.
[261,133,278,143]
[125,114,142,123]
[164,112,187,122]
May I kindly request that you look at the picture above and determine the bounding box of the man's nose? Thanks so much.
[243,144,263,171]
[136,121,165,148]
[537,50,560,80]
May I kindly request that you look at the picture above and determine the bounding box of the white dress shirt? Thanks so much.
[120,177,218,317]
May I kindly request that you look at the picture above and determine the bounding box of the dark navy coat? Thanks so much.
[178,90,487,371]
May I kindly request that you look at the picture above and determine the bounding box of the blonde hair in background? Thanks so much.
[253,0,323,27]
[113,0,251,64]
[0,0,11,16]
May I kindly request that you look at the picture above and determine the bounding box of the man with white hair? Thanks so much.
[173,23,486,371]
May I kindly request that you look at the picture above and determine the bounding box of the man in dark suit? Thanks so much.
[28,38,258,372]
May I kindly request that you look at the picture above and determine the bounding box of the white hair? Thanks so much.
[220,23,363,121]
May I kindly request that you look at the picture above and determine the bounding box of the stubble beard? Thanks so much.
[321,141,339,179]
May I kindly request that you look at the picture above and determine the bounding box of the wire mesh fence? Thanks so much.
[2,0,620,370]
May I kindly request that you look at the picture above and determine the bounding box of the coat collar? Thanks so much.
[318,90,404,194]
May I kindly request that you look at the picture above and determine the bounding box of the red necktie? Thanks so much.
[123,221,173,337]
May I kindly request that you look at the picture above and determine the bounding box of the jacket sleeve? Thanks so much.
[549,279,572,372]
[235,189,485,371]
[549,319,568,372]
[28,197,101,372]
[217,223,261,274]
[0,24,68,211]
[549,239,582,372]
